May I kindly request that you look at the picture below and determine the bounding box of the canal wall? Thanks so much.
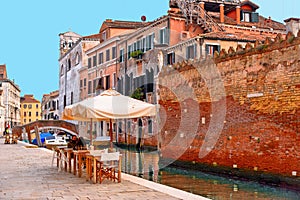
[158,31,300,178]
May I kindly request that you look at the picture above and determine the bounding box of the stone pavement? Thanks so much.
[0,138,208,200]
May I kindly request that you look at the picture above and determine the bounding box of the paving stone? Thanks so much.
[0,139,182,200]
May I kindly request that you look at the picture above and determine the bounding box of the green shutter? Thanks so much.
[251,13,259,22]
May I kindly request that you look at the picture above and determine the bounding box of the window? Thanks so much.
[119,49,124,63]
[88,81,92,94]
[24,112,26,117]
[88,58,92,68]
[93,55,97,67]
[167,52,175,65]
[241,11,259,22]
[64,95,66,108]
[71,92,73,104]
[93,79,97,93]
[106,75,110,90]
[128,45,132,59]
[75,52,80,65]
[205,44,220,56]
[118,122,122,133]
[29,112,31,117]
[36,112,39,117]
[137,41,141,51]
[142,38,146,52]
[28,104,32,109]
[148,119,153,135]
[80,79,83,88]
[60,65,64,76]
[29,119,31,122]
[36,104,38,109]
[102,31,107,41]
[24,119,26,123]
[159,28,168,44]
[23,104,27,109]
[146,33,155,51]
[99,53,103,64]
[84,78,87,87]
[67,59,71,71]
[106,49,110,62]
[186,44,197,59]
[112,47,116,59]
[113,73,116,88]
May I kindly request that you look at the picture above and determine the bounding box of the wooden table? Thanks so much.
[73,150,90,178]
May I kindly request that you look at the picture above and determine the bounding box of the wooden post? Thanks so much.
[110,119,113,149]
[90,119,93,146]
[35,126,42,147]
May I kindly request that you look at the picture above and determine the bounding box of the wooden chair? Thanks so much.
[58,149,68,172]
[11,134,18,144]
[87,149,108,182]
[97,152,121,183]
[4,134,11,144]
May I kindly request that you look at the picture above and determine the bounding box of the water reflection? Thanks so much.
[117,148,300,200]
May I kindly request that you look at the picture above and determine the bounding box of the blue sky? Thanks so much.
[0,0,299,101]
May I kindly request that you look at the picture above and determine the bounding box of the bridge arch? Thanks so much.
[12,120,78,144]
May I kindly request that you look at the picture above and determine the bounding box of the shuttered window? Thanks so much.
[186,44,197,59]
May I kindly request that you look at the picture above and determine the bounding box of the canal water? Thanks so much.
[117,148,300,200]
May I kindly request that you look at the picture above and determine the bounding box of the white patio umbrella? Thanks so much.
[62,89,156,147]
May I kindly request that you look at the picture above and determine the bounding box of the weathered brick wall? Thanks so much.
[158,32,300,176]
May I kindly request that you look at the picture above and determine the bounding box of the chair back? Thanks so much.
[100,152,120,162]
[89,149,108,156]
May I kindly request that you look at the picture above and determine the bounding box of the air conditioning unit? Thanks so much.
[180,31,190,41]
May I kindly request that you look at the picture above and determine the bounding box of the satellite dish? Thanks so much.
[141,15,146,22]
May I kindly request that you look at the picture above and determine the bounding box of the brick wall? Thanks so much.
[158,31,300,176]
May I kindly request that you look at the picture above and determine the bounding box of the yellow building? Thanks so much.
[20,95,41,125]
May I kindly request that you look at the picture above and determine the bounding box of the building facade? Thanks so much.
[20,95,41,125]
[41,90,59,120]
[58,31,101,116]
[58,0,290,146]
[0,64,21,133]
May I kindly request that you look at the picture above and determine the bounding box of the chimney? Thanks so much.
[236,6,241,24]
[220,4,224,23]
[199,2,205,19]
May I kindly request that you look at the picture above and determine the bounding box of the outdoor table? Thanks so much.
[73,150,90,177]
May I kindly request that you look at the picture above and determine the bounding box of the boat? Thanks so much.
[44,132,68,149]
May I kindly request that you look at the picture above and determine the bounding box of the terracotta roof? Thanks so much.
[241,0,259,10]
[21,95,40,103]
[100,19,152,31]
[83,33,102,40]
[284,18,300,22]
[105,20,151,28]
[200,31,275,42]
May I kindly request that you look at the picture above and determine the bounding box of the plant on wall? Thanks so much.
[130,87,144,100]
[130,50,144,59]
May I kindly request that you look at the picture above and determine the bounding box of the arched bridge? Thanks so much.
[12,120,78,144]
